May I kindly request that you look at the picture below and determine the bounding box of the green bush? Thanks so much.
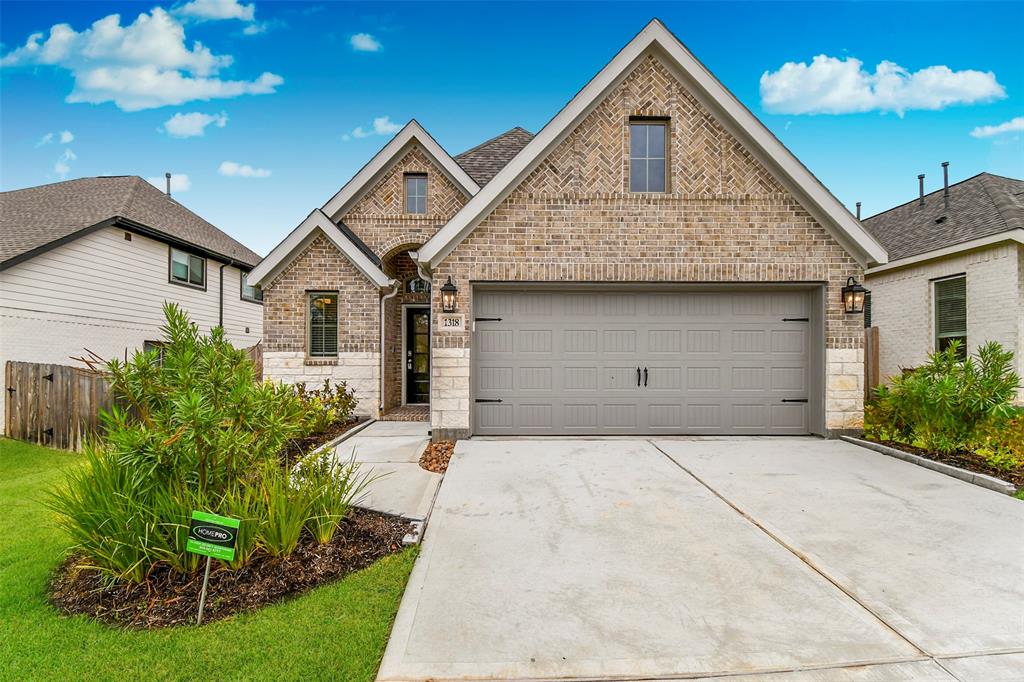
[298,451,375,545]
[295,379,358,435]
[48,303,371,583]
[866,340,1020,453]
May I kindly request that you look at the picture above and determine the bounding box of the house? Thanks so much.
[862,170,1023,395]
[1,175,264,430]
[249,19,888,440]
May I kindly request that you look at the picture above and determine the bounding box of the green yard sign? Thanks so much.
[186,510,240,562]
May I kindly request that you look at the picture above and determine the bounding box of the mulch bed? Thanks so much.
[419,440,454,474]
[280,417,366,467]
[50,509,411,629]
[869,437,1024,488]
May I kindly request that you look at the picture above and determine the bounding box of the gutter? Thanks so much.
[379,280,400,414]
[864,230,1024,276]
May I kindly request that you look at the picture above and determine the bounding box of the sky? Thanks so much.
[1,1,1022,257]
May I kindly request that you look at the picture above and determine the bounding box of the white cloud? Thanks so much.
[350,33,381,52]
[175,0,255,22]
[969,116,1024,138]
[146,173,191,192]
[218,160,270,177]
[54,148,77,179]
[37,129,75,145]
[760,55,1006,116]
[0,7,283,111]
[343,115,401,142]
[162,111,228,137]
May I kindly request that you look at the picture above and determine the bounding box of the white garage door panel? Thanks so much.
[473,289,812,435]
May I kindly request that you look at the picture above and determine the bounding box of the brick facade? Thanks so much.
[338,144,469,254]
[866,242,1024,402]
[382,250,430,411]
[263,53,870,436]
[428,54,865,437]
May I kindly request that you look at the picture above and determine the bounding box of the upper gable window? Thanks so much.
[629,120,667,193]
[404,173,427,214]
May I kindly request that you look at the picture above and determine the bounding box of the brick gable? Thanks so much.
[340,144,469,256]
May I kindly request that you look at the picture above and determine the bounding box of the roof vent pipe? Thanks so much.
[165,172,172,197]
[918,174,925,207]
[856,202,861,220]
[942,161,950,208]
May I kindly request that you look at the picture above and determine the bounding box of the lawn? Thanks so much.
[0,438,416,682]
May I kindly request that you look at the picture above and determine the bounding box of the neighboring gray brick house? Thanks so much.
[862,171,1024,399]
[249,19,888,440]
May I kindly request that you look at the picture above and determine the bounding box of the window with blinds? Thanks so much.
[934,275,966,359]
[308,292,338,357]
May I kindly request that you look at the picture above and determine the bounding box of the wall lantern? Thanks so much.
[440,276,458,313]
[841,276,868,314]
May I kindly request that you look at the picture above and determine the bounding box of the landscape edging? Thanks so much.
[840,435,1017,496]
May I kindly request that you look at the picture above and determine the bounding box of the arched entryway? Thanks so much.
[381,244,431,417]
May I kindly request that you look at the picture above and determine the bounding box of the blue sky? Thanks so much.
[2,1,1022,256]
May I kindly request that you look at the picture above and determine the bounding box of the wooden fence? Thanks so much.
[4,361,114,451]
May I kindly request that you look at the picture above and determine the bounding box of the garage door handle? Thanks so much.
[782,317,809,322]
[475,398,503,403]
[781,398,808,403]
[636,367,641,386]
[643,367,648,387]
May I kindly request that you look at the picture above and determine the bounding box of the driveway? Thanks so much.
[377,438,1024,681]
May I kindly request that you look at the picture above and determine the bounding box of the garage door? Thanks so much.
[473,289,813,435]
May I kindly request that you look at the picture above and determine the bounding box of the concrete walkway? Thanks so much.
[378,437,1024,681]
[333,421,440,522]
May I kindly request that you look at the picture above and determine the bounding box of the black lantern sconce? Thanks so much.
[440,276,458,313]
[841,276,868,314]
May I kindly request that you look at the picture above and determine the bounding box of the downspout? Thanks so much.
[379,280,400,415]
[218,258,234,328]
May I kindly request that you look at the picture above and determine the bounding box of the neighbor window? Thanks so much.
[629,120,667,192]
[241,272,263,303]
[405,173,427,214]
[308,292,338,357]
[169,248,206,288]
[143,340,166,364]
[934,275,966,360]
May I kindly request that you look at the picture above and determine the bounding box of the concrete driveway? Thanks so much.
[377,438,1024,681]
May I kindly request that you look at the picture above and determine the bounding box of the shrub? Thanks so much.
[974,415,1024,472]
[867,341,1020,453]
[297,450,375,545]
[49,303,370,583]
[295,379,358,435]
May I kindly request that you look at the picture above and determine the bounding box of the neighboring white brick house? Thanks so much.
[863,172,1024,400]
[1,176,264,431]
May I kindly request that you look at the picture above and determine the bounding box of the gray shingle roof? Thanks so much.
[862,173,1024,261]
[0,176,261,268]
[455,127,534,186]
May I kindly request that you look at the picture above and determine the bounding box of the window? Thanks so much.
[934,275,966,360]
[241,272,263,303]
[405,276,431,294]
[143,340,165,364]
[404,173,427,214]
[169,248,206,288]
[629,120,667,192]
[308,292,338,357]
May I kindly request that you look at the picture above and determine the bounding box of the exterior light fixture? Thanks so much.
[841,276,868,314]
[440,276,458,313]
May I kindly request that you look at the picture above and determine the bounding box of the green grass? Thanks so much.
[0,438,416,682]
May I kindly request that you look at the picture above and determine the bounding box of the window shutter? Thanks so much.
[935,277,966,337]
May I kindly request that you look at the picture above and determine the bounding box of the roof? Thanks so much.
[417,19,888,269]
[862,173,1024,261]
[321,120,479,220]
[247,209,393,288]
[455,127,534,186]
[0,176,261,269]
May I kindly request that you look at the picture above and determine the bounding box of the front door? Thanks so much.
[405,308,430,404]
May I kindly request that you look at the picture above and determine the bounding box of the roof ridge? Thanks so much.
[119,176,146,217]
[455,126,532,159]
[861,172,990,222]
[979,173,1024,231]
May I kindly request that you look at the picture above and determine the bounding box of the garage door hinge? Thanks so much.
[782,317,809,322]
[781,398,809,403]
[475,398,503,403]
[474,317,503,322]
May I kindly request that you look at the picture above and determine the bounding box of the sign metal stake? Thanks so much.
[196,556,212,626]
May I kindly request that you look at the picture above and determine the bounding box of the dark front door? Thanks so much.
[405,308,430,404]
